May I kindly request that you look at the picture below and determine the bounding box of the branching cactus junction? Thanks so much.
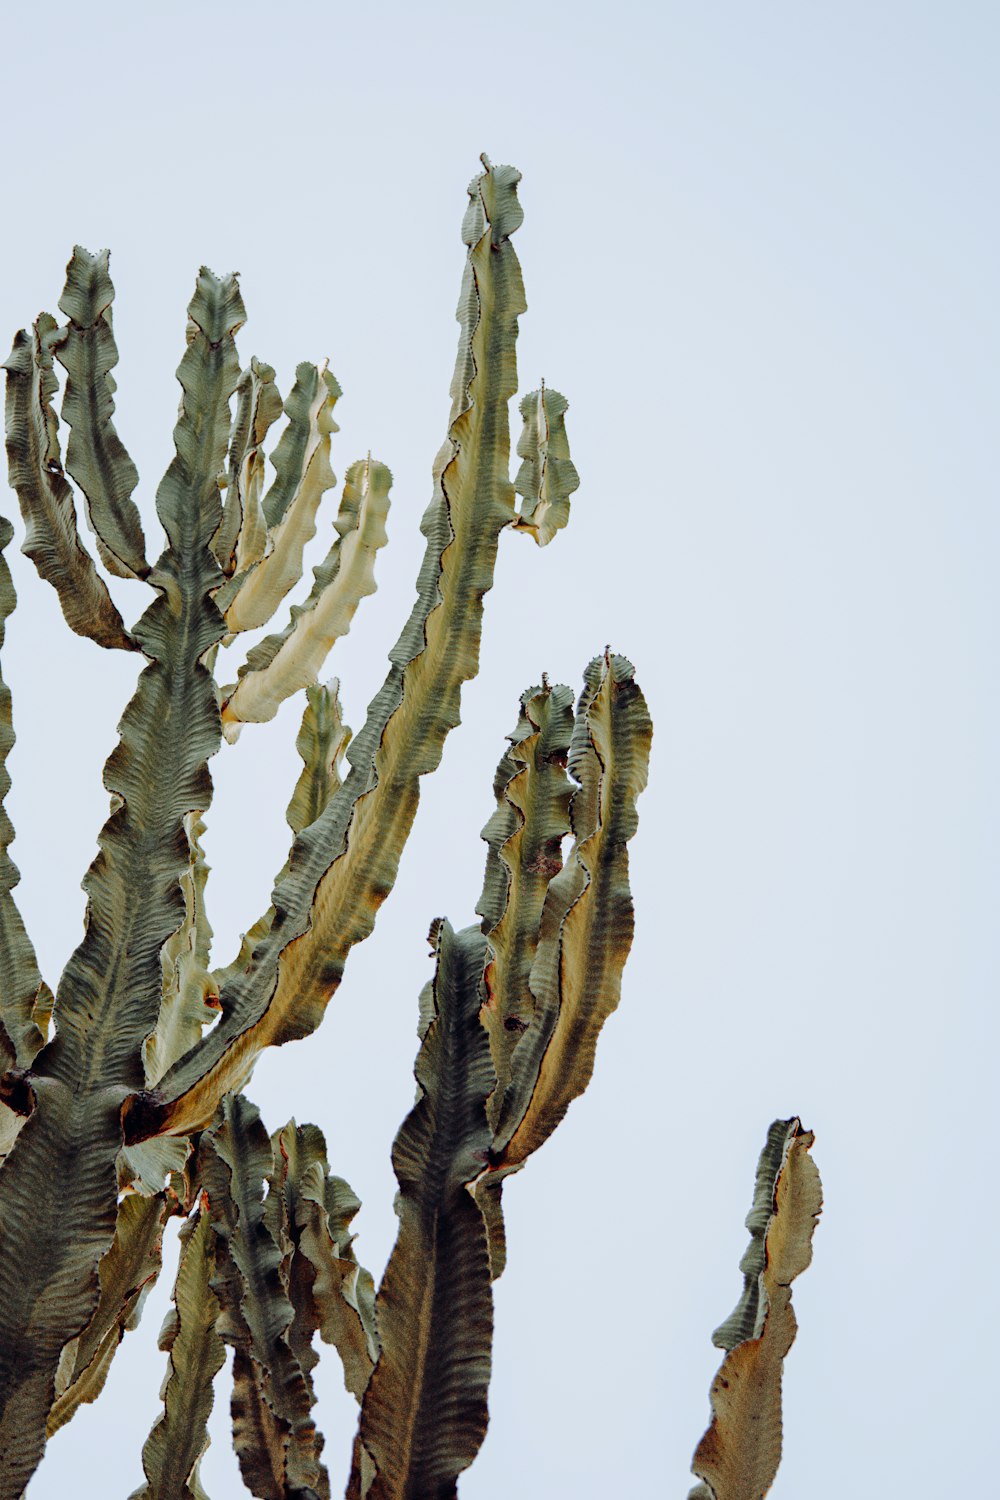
[0,158,820,1498]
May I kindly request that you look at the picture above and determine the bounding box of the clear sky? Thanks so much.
[2,2,997,1495]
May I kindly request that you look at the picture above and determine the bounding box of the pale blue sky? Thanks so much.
[2,2,997,1495]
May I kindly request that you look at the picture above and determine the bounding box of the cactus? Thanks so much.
[0,158,819,1499]
[689,1119,823,1500]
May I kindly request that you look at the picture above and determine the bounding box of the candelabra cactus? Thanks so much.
[0,156,819,1499]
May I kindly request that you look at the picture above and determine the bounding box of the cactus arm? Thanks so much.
[264,1122,324,1383]
[52,246,149,580]
[0,270,241,1498]
[350,920,495,1500]
[142,813,220,1091]
[201,1095,328,1500]
[212,356,283,578]
[689,1120,823,1500]
[130,1205,226,1500]
[263,1117,377,1411]
[44,267,239,1093]
[220,362,341,634]
[0,513,50,1067]
[46,1191,168,1436]
[220,457,390,737]
[128,159,530,1141]
[286,680,350,837]
[211,682,351,997]
[476,680,575,1131]
[493,653,652,1165]
[510,384,578,546]
[296,1160,378,1405]
[261,360,341,529]
[3,317,136,650]
[228,1349,291,1500]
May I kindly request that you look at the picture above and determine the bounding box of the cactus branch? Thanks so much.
[689,1119,823,1500]
[3,316,135,651]
[53,245,149,580]
[126,160,531,1141]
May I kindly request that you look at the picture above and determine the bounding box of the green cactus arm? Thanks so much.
[46,1191,169,1436]
[295,1157,378,1405]
[0,269,241,1498]
[219,362,341,634]
[43,266,239,1092]
[226,1351,296,1500]
[0,512,51,1068]
[350,920,495,1500]
[261,360,343,530]
[286,680,350,837]
[492,652,652,1165]
[220,457,390,738]
[689,1119,823,1500]
[52,246,149,580]
[265,1119,376,1479]
[264,1122,326,1417]
[127,159,532,1141]
[201,1095,328,1500]
[210,682,351,1000]
[476,679,575,1132]
[510,384,578,546]
[212,356,283,578]
[469,677,575,1278]
[129,1205,226,1500]
[264,1117,376,1411]
[3,316,136,650]
[143,814,220,1092]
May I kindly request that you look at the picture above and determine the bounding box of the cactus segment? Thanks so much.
[0,269,242,1495]
[285,680,351,838]
[3,316,135,650]
[511,385,578,546]
[0,513,49,1069]
[221,362,342,635]
[143,813,219,1093]
[221,458,390,737]
[128,160,530,1140]
[130,1206,226,1500]
[297,1162,378,1407]
[47,1191,169,1437]
[689,1120,823,1500]
[201,1097,333,1500]
[476,679,575,1130]
[259,1122,379,1411]
[53,246,149,580]
[212,682,352,995]
[351,921,495,1500]
[212,355,283,579]
[493,653,652,1164]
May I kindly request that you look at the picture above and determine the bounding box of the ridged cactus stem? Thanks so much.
[0,268,243,1497]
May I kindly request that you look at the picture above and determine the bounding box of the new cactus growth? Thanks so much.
[0,159,819,1498]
